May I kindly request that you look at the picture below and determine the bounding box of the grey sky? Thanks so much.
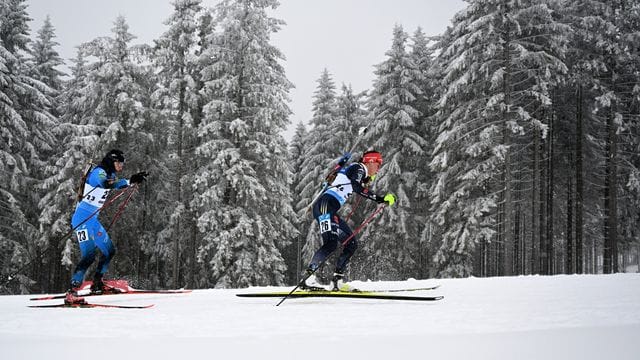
[26,0,466,140]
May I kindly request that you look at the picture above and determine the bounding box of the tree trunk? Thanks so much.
[513,154,522,275]
[566,175,574,274]
[575,85,584,274]
[603,103,618,274]
[189,217,198,288]
[532,125,541,274]
[521,210,527,274]
[173,81,186,287]
[546,103,555,275]
[514,205,521,274]
[539,149,547,275]
[501,19,513,276]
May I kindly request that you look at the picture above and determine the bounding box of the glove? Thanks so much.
[383,193,396,206]
[130,171,149,184]
[337,152,351,167]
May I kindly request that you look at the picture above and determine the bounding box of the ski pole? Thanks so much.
[345,174,376,222]
[344,190,366,223]
[66,186,136,238]
[338,204,385,247]
[276,204,386,307]
[0,186,136,288]
[106,184,138,231]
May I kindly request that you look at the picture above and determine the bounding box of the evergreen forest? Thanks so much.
[1,0,639,294]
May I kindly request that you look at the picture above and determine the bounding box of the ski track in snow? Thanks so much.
[0,274,638,360]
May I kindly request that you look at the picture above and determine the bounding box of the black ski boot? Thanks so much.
[90,274,106,294]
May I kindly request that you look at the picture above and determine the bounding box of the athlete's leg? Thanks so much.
[70,209,98,287]
[309,195,341,270]
[92,221,115,279]
[335,220,357,273]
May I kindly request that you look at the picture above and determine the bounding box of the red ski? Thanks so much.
[30,279,191,301]
[29,302,154,309]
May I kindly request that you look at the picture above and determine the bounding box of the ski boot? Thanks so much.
[64,281,86,305]
[300,269,325,291]
[90,274,122,295]
[331,272,356,292]
[90,274,105,294]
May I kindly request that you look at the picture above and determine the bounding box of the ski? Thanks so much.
[30,288,191,301]
[30,279,191,301]
[292,284,440,293]
[28,302,154,309]
[237,290,443,301]
[364,285,440,293]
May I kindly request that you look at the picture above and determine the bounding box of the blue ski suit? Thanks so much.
[309,163,384,273]
[70,166,129,285]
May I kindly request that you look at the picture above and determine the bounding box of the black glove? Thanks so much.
[337,152,351,167]
[130,171,149,184]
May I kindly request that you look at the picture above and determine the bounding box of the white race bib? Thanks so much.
[325,172,354,205]
[76,229,90,242]
[81,184,111,207]
[318,213,332,234]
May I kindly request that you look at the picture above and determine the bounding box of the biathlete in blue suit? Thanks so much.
[303,150,396,291]
[66,149,147,304]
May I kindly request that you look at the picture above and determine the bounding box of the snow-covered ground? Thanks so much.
[1,274,638,360]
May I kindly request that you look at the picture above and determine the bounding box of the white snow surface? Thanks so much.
[1,274,639,360]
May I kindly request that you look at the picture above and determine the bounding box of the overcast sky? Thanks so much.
[25,0,466,140]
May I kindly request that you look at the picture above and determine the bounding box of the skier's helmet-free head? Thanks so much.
[361,151,383,165]
[101,149,125,173]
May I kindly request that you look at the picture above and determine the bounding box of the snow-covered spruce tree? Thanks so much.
[38,50,102,294]
[330,83,371,278]
[28,16,73,292]
[71,16,156,283]
[356,24,426,281]
[28,16,64,94]
[410,27,440,279]
[335,84,369,153]
[430,0,569,277]
[152,0,204,288]
[79,16,153,149]
[285,121,307,283]
[194,0,296,288]
[296,69,349,281]
[551,0,640,275]
[0,0,58,293]
[588,0,640,274]
[613,0,640,273]
[20,18,62,293]
[553,0,617,274]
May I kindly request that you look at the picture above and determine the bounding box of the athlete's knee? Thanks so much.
[104,247,115,261]
[343,238,358,255]
[320,234,339,252]
[100,244,116,260]
[77,251,96,270]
